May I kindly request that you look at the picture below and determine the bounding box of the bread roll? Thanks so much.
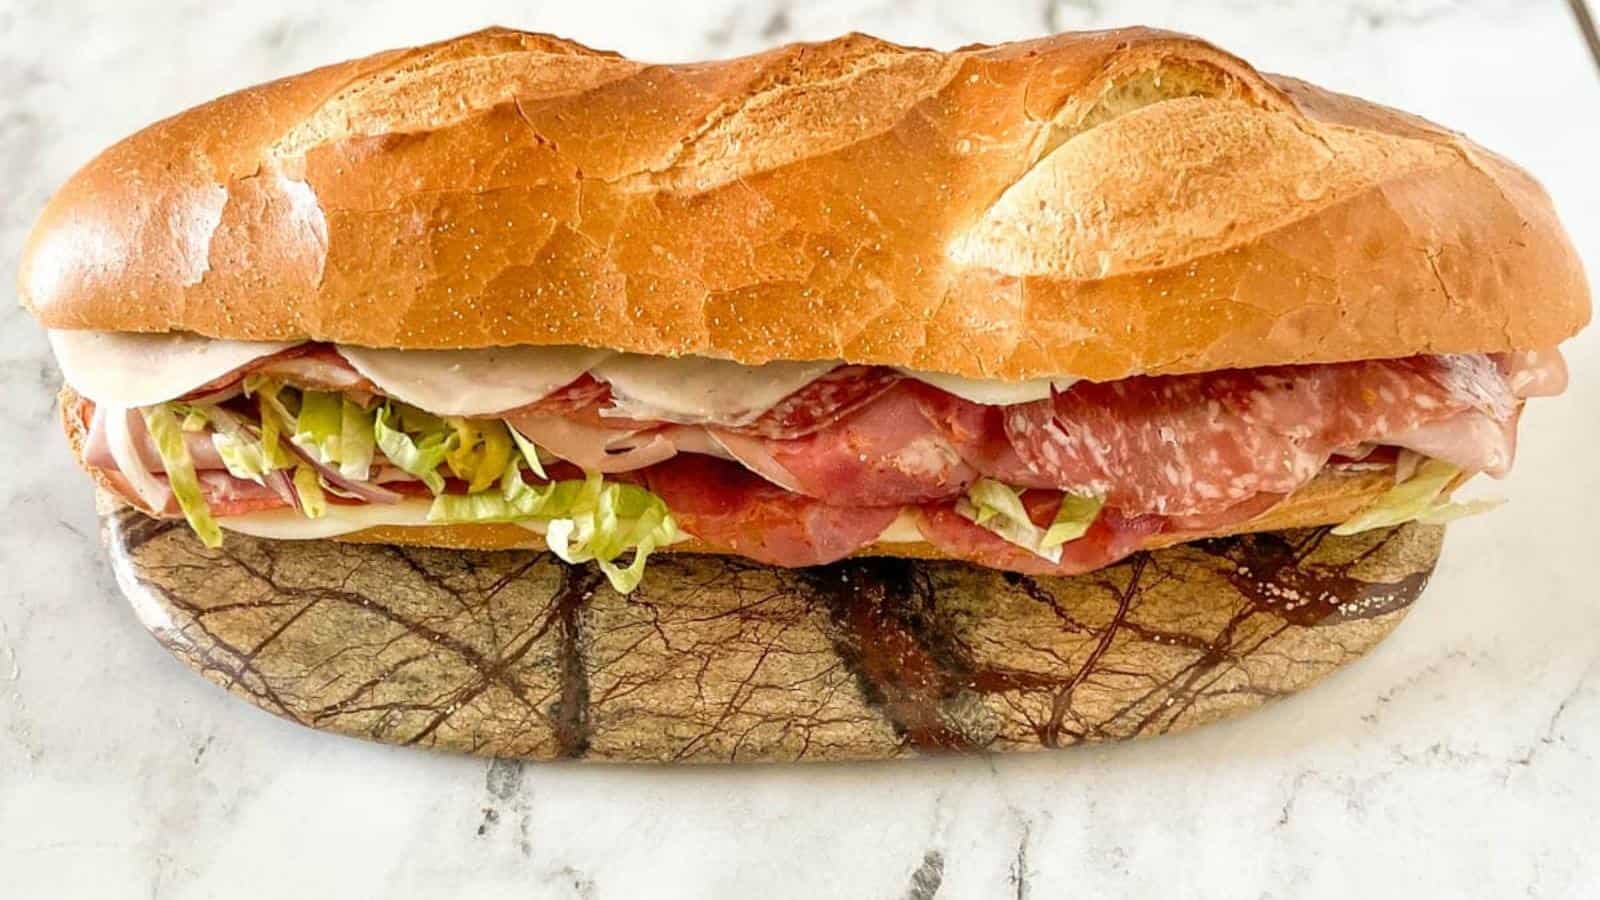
[19,28,1588,382]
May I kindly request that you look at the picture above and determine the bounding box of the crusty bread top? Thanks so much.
[20,27,1590,381]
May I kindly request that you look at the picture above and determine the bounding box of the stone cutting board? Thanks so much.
[105,508,1442,763]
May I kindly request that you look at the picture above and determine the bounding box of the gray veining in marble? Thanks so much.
[1,1,1597,897]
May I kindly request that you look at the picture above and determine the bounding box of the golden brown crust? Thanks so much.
[20,27,1588,380]
[61,385,1404,562]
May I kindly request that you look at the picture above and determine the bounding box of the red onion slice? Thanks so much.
[287,444,402,503]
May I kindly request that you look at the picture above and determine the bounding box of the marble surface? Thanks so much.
[1,0,1596,896]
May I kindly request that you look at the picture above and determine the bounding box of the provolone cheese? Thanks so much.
[594,354,840,426]
[898,368,1076,405]
[48,330,298,407]
[873,508,925,544]
[219,499,438,539]
[336,345,612,416]
[220,497,930,546]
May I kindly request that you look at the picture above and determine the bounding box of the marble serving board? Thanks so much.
[105,507,1441,763]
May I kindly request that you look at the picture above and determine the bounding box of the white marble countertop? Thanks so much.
[2,1,1597,897]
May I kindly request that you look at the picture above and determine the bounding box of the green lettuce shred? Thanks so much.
[958,478,1104,563]
[374,403,456,494]
[1043,493,1104,547]
[506,424,548,480]
[293,390,343,464]
[141,405,222,548]
[428,465,679,593]
[1333,457,1503,535]
[292,464,327,518]
[246,378,298,469]
[170,403,276,485]
[339,397,377,481]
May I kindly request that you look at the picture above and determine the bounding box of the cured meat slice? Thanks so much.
[251,347,376,394]
[84,406,227,472]
[913,387,1057,488]
[1499,349,1568,398]
[915,492,1164,576]
[1004,354,1520,517]
[643,455,900,567]
[507,374,616,418]
[724,366,902,439]
[94,467,292,518]
[712,382,978,507]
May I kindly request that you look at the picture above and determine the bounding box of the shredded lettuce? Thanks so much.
[1333,457,1503,535]
[210,432,273,484]
[374,403,456,494]
[339,398,377,481]
[292,464,327,518]
[958,478,1103,563]
[966,478,1029,528]
[444,417,514,493]
[428,466,679,593]
[170,403,277,485]
[246,378,298,469]
[506,423,548,480]
[1043,493,1105,547]
[294,390,343,464]
[141,405,222,547]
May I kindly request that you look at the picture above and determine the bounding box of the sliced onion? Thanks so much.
[287,443,402,503]
[264,468,301,510]
[103,407,172,511]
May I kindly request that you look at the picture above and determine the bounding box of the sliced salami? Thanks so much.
[724,366,903,439]
[511,373,616,418]
[643,455,900,567]
[913,387,1057,489]
[1004,354,1520,517]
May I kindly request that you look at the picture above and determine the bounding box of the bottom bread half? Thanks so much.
[103,502,1441,762]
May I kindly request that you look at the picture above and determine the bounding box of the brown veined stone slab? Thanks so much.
[104,508,1443,763]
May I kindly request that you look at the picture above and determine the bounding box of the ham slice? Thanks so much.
[711,382,978,506]
[178,344,377,401]
[85,407,226,472]
[95,466,292,518]
[252,347,376,394]
[505,413,680,473]
[643,455,900,567]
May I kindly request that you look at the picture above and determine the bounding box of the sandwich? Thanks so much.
[21,27,1589,594]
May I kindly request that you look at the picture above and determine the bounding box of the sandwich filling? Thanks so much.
[55,331,1568,592]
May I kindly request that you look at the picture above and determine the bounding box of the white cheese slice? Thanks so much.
[336,345,613,416]
[593,354,841,426]
[219,499,438,539]
[872,508,925,544]
[221,497,930,546]
[48,329,298,407]
[897,368,1076,405]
